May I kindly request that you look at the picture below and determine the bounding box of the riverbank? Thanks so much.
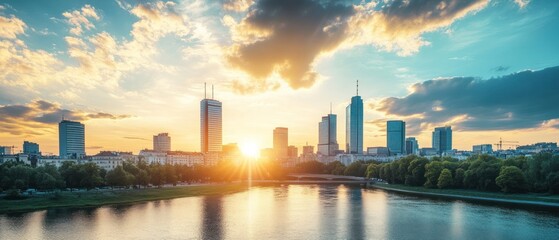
[370,184,559,210]
[0,183,248,214]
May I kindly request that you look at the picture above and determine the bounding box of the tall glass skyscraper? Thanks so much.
[405,137,419,155]
[346,85,363,154]
[273,127,288,160]
[200,98,222,153]
[318,114,338,156]
[432,126,452,154]
[387,120,406,155]
[59,120,85,159]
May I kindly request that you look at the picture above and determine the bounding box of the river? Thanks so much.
[1,184,558,239]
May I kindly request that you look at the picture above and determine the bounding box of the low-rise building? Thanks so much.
[139,149,167,164]
[167,151,204,166]
[89,151,124,171]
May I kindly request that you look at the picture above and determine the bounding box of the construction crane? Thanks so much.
[493,138,519,151]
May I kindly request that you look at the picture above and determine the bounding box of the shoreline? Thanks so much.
[0,183,248,214]
[370,184,559,211]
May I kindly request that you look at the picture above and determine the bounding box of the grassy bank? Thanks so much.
[0,184,248,214]
[371,184,559,209]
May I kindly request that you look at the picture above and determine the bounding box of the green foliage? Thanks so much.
[463,156,501,191]
[365,163,380,179]
[424,161,443,188]
[454,168,465,188]
[496,166,528,193]
[405,158,429,186]
[344,161,367,177]
[437,169,453,189]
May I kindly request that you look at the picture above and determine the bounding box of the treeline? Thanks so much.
[292,153,559,194]
[0,160,287,194]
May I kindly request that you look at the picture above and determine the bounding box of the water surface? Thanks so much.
[1,184,558,240]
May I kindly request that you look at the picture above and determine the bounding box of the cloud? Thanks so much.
[62,4,100,35]
[0,100,131,135]
[226,0,355,90]
[0,15,26,39]
[493,66,509,72]
[514,0,530,9]
[349,0,489,56]
[123,136,149,141]
[222,0,254,12]
[225,0,492,92]
[373,66,559,133]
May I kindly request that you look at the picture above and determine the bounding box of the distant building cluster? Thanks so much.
[1,81,558,169]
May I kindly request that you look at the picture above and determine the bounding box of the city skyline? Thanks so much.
[1,0,559,155]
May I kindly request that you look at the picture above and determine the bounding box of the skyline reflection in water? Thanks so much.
[1,184,559,240]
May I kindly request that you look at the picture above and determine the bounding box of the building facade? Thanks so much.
[473,144,493,154]
[153,133,171,152]
[273,127,288,160]
[387,120,406,155]
[200,98,223,153]
[405,137,419,155]
[318,114,339,156]
[346,95,363,154]
[23,141,40,155]
[59,120,85,159]
[432,126,452,154]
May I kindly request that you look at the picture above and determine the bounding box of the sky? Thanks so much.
[0,0,558,155]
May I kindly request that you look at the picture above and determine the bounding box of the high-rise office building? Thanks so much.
[23,141,40,155]
[346,81,363,154]
[432,126,452,154]
[405,137,419,155]
[318,113,339,156]
[59,120,85,159]
[153,133,171,152]
[273,127,288,160]
[200,84,222,153]
[387,120,406,155]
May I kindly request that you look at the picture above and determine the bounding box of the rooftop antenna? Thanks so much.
[330,102,332,114]
[212,84,214,99]
[356,79,359,96]
[204,82,207,99]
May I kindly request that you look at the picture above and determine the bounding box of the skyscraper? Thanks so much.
[153,133,171,152]
[405,137,419,155]
[200,84,222,153]
[318,113,339,156]
[273,127,288,160]
[432,126,452,154]
[23,141,40,155]
[346,81,363,154]
[59,120,85,159]
[387,120,406,155]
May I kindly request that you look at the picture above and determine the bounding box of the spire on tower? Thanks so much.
[330,102,332,114]
[212,85,214,99]
[356,79,359,96]
[204,82,207,99]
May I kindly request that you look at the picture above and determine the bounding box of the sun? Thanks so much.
[239,141,260,159]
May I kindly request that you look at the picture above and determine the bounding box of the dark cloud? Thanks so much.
[374,66,559,133]
[227,0,355,89]
[225,0,492,92]
[0,100,131,135]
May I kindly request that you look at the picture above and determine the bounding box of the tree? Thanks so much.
[437,169,453,189]
[365,163,380,179]
[496,166,528,193]
[424,161,443,188]
[79,163,103,189]
[406,157,429,186]
[106,166,130,187]
[454,168,465,188]
[546,172,559,194]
